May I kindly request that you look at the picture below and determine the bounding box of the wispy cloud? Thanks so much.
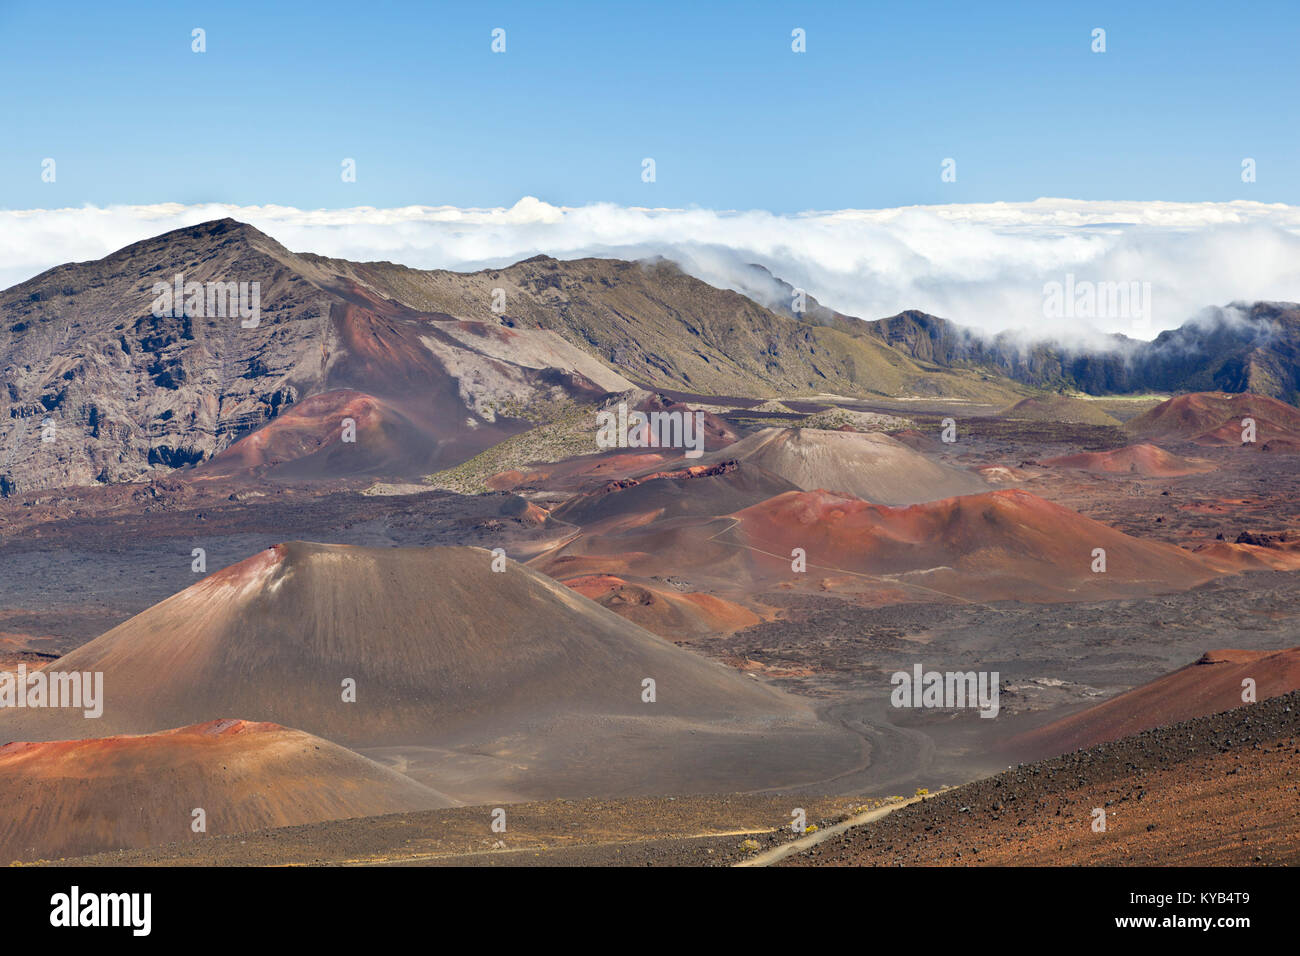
[5,198,1300,340]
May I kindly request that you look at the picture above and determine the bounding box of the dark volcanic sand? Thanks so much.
[678,570,1300,797]
[51,695,1299,868]
[779,690,1300,867]
[49,794,854,867]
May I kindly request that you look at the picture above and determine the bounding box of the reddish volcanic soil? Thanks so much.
[1126,391,1300,445]
[534,481,1253,647]
[1195,418,1300,447]
[729,488,1222,602]
[0,718,451,863]
[1192,537,1300,572]
[55,694,1300,868]
[781,691,1300,867]
[203,389,427,477]
[1041,442,1213,477]
[1262,436,1300,453]
[4,378,1300,865]
[566,573,762,639]
[535,474,1271,642]
[1011,647,1300,757]
[194,294,643,483]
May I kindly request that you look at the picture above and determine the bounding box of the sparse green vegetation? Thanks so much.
[424,402,603,494]
[797,408,914,432]
[1000,394,1124,427]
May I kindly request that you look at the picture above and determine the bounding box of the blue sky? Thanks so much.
[1,0,1297,212]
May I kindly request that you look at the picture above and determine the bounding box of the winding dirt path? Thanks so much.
[734,792,934,867]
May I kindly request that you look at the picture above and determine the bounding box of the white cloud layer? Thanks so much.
[5,198,1300,342]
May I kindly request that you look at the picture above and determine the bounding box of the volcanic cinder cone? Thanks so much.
[729,488,1222,602]
[999,395,1122,426]
[536,486,1227,609]
[1125,391,1300,444]
[1,543,861,801]
[699,427,986,505]
[1041,442,1214,477]
[1009,647,1300,758]
[0,718,452,863]
[201,389,432,478]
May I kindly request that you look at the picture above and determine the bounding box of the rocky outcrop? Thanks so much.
[0,220,632,494]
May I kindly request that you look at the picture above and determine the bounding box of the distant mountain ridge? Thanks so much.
[861,303,1300,403]
[709,263,1300,404]
[3,218,1299,496]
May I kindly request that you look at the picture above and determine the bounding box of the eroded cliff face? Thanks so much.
[1,220,329,492]
[0,219,631,494]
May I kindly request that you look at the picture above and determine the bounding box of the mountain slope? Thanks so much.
[1041,442,1214,476]
[0,220,630,494]
[728,488,1221,601]
[0,718,453,862]
[697,427,987,505]
[291,252,1029,404]
[9,218,1300,497]
[1011,647,1300,757]
[535,487,1226,606]
[0,542,862,800]
[1124,391,1300,443]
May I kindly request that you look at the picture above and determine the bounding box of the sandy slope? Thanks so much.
[729,488,1222,601]
[782,691,1300,867]
[1011,646,1300,756]
[1041,442,1213,477]
[701,427,986,505]
[0,542,862,802]
[0,718,451,862]
[1126,391,1300,444]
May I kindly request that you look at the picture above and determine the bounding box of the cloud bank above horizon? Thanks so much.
[6,198,1300,342]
